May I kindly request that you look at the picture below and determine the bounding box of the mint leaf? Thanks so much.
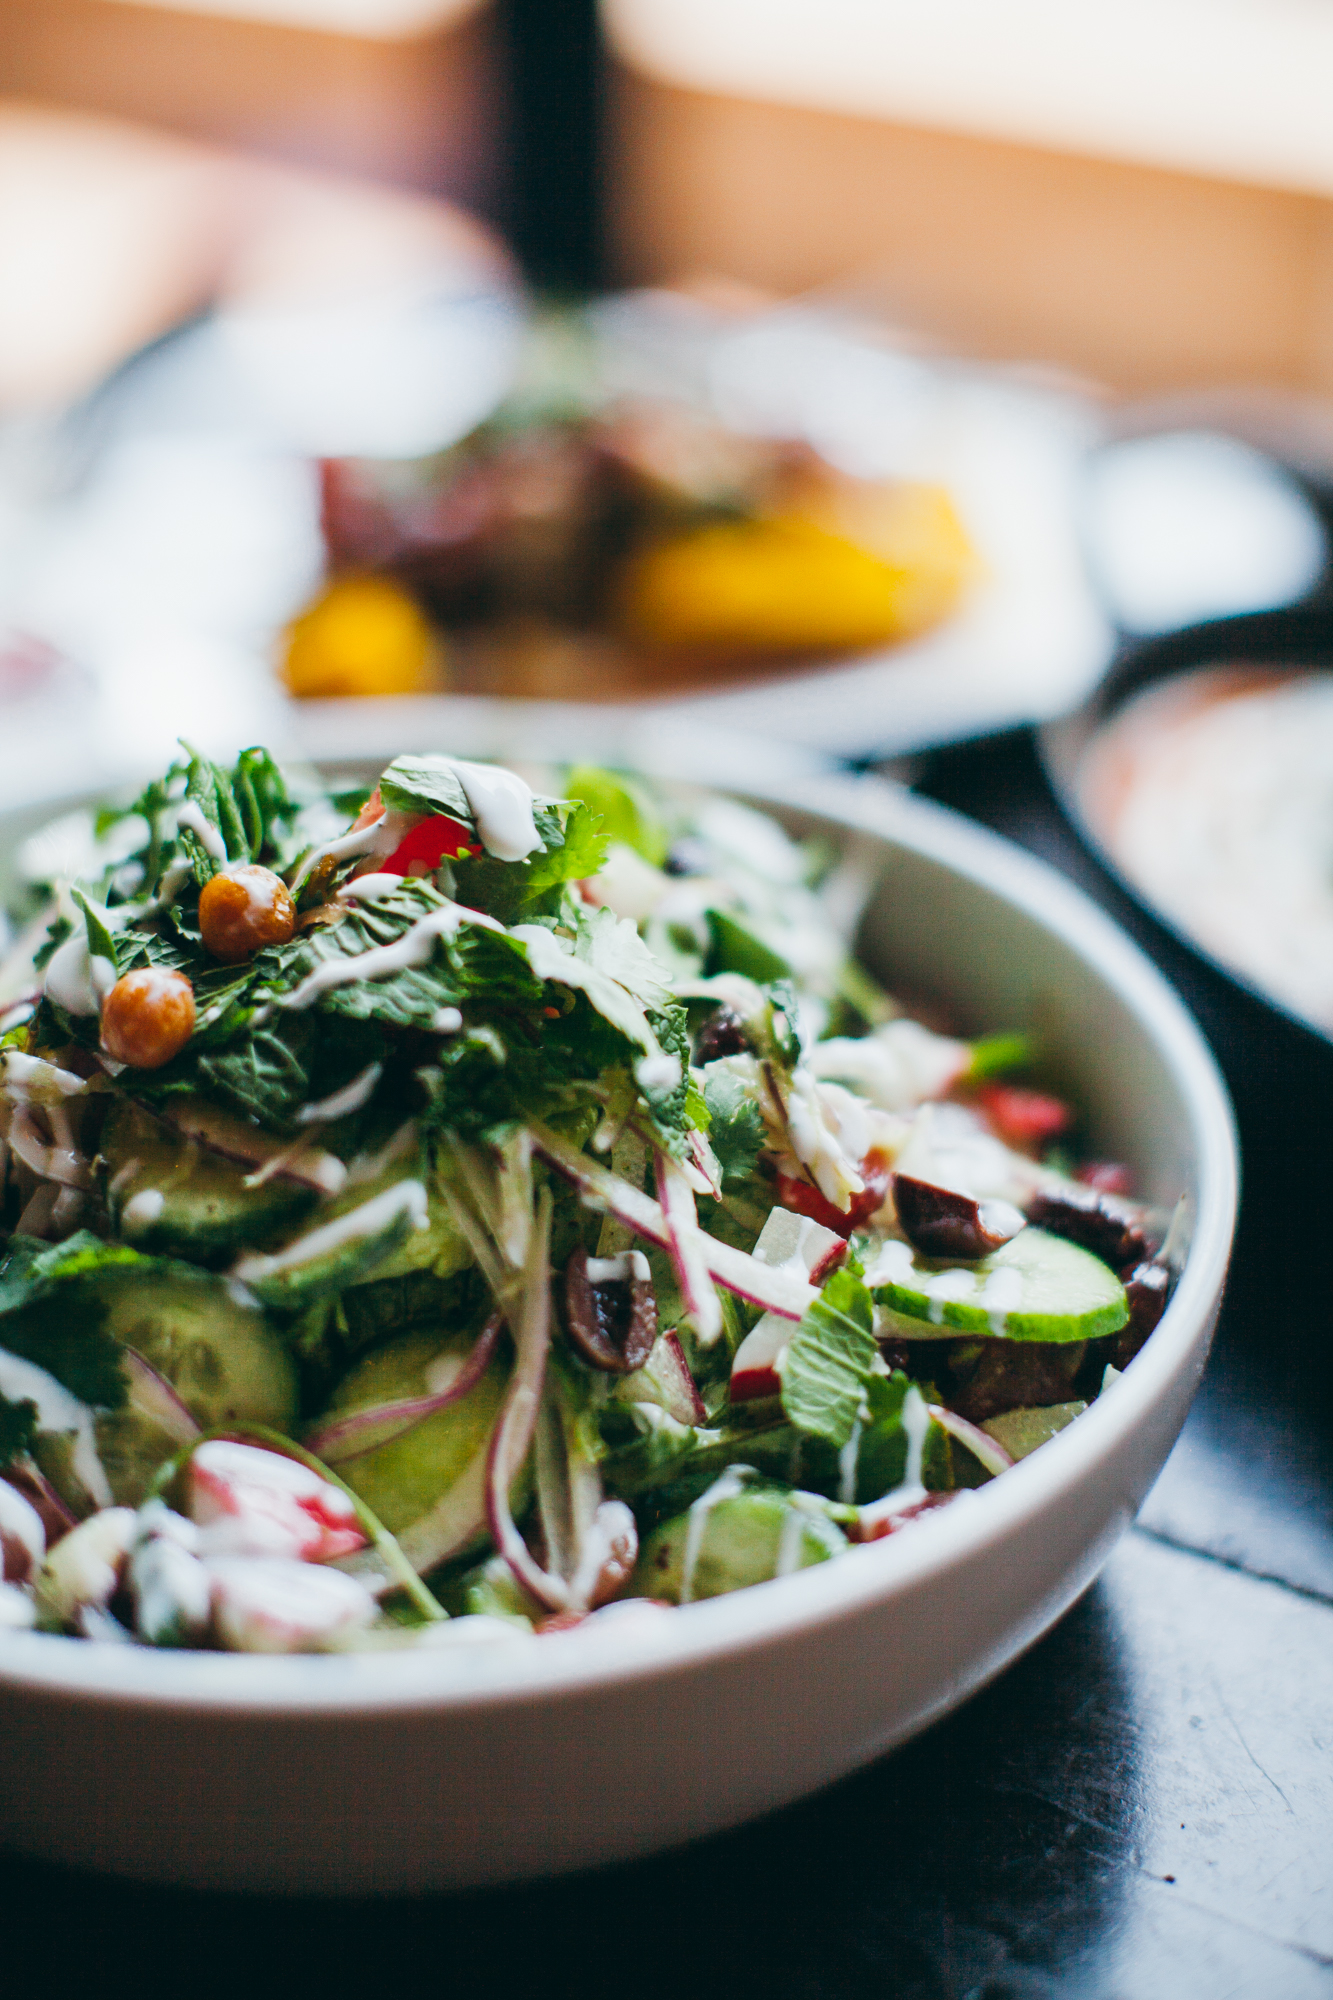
[779,1264,877,1447]
[378,755,475,824]
[451,801,607,924]
[563,766,667,865]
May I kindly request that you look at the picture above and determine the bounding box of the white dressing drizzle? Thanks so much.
[295,1062,383,1124]
[121,1188,165,1231]
[979,1263,1025,1335]
[280,902,501,1012]
[862,1387,933,1524]
[586,1250,651,1285]
[230,1179,429,1283]
[775,1501,808,1578]
[175,802,230,866]
[431,1006,463,1034]
[444,758,541,863]
[679,1464,754,1605]
[0,1347,112,1508]
[838,1421,863,1506]
[43,932,116,1016]
[289,813,392,895]
[337,873,406,905]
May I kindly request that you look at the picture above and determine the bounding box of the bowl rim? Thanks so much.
[0,767,1238,1716]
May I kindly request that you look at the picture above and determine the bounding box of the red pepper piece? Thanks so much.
[381,813,480,875]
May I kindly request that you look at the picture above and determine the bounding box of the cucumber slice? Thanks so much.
[324,1329,509,1538]
[866,1227,1128,1343]
[632,1474,846,1603]
[233,1154,468,1311]
[981,1401,1087,1461]
[96,1267,298,1431]
[103,1099,317,1264]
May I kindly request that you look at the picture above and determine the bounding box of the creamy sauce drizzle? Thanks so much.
[586,1250,651,1285]
[231,1179,429,1282]
[337,873,405,905]
[679,1465,754,1605]
[122,1189,166,1230]
[43,932,116,1016]
[175,801,230,866]
[290,814,393,895]
[443,758,541,863]
[280,902,501,1012]
[0,1346,112,1507]
[295,1063,383,1124]
[863,1386,932,1522]
[838,1421,863,1506]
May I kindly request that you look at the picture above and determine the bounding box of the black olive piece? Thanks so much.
[893,1172,1026,1261]
[1024,1183,1158,1270]
[694,1005,749,1064]
[564,1246,658,1373]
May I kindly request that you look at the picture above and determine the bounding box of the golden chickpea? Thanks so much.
[101,968,196,1069]
[198,865,296,963]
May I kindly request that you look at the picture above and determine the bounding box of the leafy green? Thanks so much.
[0,1393,39,1469]
[779,1263,878,1448]
[704,911,792,984]
[377,754,475,824]
[0,1233,137,1408]
[451,801,608,924]
[967,1032,1034,1080]
[563,766,668,865]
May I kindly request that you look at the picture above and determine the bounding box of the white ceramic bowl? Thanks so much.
[0,756,1236,1894]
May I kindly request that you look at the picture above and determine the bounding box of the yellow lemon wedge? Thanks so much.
[281,574,443,699]
[613,479,977,658]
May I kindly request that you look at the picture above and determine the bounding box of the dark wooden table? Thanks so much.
[5,731,1331,1998]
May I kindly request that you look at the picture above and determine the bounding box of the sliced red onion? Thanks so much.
[657,1152,722,1345]
[9,1105,91,1190]
[1,1464,77,1545]
[484,1190,571,1613]
[928,1404,1015,1479]
[121,1347,201,1448]
[530,1121,816,1322]
[304,1315,501,1465]
[848,1490,960,1543]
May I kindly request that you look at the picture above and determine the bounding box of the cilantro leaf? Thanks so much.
[779,1263,877,1447]
[703,1059,768,1188]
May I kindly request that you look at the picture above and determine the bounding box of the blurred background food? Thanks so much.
[0,0,1332,793]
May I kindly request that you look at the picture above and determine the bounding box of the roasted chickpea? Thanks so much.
[198,865,296,963]
[101,968,196,1069]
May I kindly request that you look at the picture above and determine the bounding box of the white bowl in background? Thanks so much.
[0,751,1237,1894]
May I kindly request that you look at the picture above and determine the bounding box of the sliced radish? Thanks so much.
[207,1556,376,1653]
[729,1312,792,1404]
[188,1439,366,1562]
[927,1404,1015,1479]
[751,1205,847,1286]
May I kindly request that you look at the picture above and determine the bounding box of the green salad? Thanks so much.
[0,747,1174,1654]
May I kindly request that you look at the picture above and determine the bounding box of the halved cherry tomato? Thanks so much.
[775,1148,893,1238]
[976,1082,1073,1149]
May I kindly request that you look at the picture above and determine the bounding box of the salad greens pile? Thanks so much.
[0,748,1174,1653]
